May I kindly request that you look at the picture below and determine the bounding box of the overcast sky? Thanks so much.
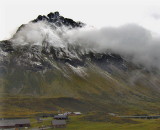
[1,0,160,40]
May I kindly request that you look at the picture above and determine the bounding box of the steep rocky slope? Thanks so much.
[0,12,160,116]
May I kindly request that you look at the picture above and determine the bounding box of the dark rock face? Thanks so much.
[47,12,59,19]
[32,11,84,28]
[0,39,126,72]
[0,41,14,53]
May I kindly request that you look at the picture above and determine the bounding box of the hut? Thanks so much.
[73,112,82,115]
[0,119,30,129]
[52,120,66,128]
[54,115,68,120]
[63,112,72,115]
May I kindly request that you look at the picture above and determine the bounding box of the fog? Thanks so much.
[11,21,160,70]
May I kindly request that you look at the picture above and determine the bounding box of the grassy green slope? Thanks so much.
[27,115,160,130]
[0,64,160,117]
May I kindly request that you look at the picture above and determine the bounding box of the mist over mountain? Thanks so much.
[65,24,160,70]
[7,12,160,70]
[0,12,160,115]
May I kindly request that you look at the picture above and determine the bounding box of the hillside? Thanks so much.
[0,12,160,117]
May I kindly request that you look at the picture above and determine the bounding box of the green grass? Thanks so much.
[0,64,160,117]
[28,115,160,130]
[66,119,160,130]
[0,96,159,118]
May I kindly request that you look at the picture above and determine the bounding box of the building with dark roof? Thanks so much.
[52,120,66,128]
[0,119,30,128]
[54,115,68,120]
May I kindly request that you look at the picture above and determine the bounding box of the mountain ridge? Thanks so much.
[0,12,160,116]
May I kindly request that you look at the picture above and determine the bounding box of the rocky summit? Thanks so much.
[33,11,84,28]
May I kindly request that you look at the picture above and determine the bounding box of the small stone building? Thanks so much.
[52,120,66,128]
[0,119,30,129]
[54,115,68,120]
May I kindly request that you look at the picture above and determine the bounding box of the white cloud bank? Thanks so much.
[11,21,160,70]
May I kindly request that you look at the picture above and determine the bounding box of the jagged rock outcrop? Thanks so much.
[32,11,84,28]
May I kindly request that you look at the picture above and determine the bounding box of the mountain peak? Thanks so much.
[32,11,84,28]
[47,11,60,19]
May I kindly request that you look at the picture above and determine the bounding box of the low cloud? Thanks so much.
[11,21,65,48]
[11,21,160,70]
[151,13,160,20]
[65,24,160,70]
